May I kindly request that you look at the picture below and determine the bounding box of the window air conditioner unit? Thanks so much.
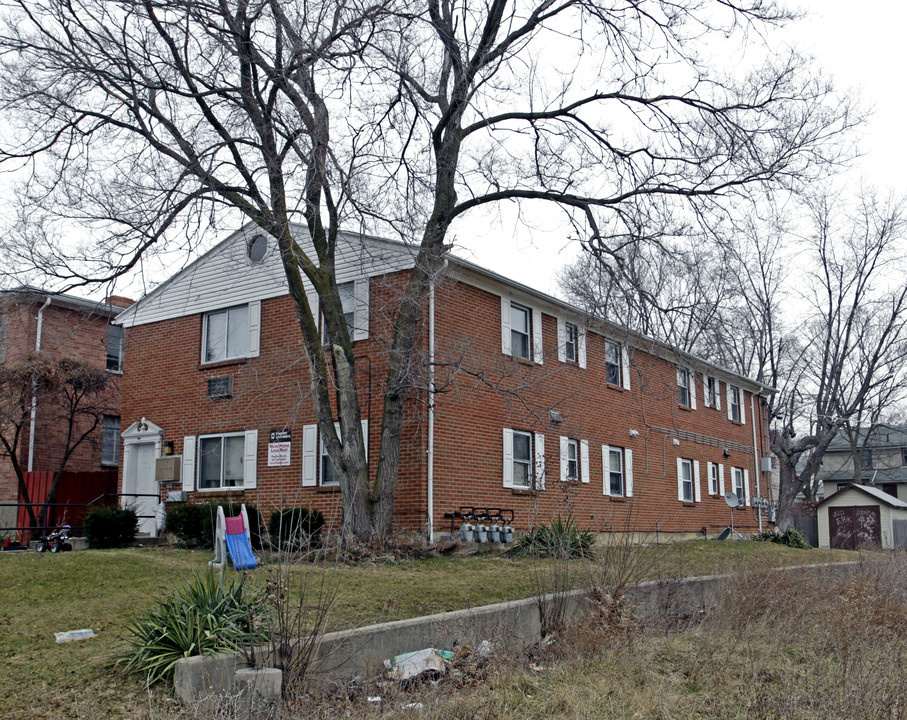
[207,376,233,399]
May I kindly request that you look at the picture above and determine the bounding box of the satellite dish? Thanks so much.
[724,492,741,508]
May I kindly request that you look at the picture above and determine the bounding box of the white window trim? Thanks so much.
[201,300,261,364]
[605,339,623,387]
[718,463,725,496]
[504,428,545,490]
[677,368,696,409]
[188,430,258,491]
[703,375,722,410]
[727,384,745,424]
[602,445,633,497]
[676,457,700,502]
[501,297,543,364]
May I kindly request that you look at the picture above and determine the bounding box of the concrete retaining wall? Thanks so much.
[174,561,858,702]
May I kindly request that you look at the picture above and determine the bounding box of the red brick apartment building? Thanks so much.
[0,288,131,530]
[116,225,775,539]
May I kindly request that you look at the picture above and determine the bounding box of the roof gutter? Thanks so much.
[27,296,52,473]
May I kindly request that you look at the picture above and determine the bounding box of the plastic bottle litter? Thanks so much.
[55,629,95,644]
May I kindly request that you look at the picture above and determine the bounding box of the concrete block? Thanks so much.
[173,652,249,703]
[234,668,282,720]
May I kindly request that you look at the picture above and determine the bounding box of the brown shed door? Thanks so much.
[829,506,882,550]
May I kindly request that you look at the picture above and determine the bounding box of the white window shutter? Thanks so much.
[716,380,722,410]
[301,424,318,487]
[676,457,684,502]
[740,390,746,425]
[744,469,751,505]
[703,376,710,407]
[727,385,734,421]
[557,317,566,362]
[181,436,196,492]
[578,327,587,369]
[693,460,701,502]
[707,462,715,495]
[500,297,511,355]
[532,308,543,364]
[559,435,568,482]
[719,463,726,496]
[535,432,546,490]
[243,430,258,489]
[621,344,631,390]
[625,449,633,497]
[353,278,369,341]
[247,300,261,357]
[580,439,590,483]
[502,428,514,488]
[690,372,697,410]
[601,445,611,496]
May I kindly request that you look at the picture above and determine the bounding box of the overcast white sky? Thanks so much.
[451,1,907,297]
[33,1,904,303]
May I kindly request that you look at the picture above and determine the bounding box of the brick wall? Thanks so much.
[120,268,772,538]
[0,297,124,511]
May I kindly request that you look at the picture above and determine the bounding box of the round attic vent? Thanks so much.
[247,233,268,263]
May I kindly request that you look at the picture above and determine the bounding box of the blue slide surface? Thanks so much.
[224,532,257,570]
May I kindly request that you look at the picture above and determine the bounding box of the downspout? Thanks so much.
[28,296,52,472]
[427,259,448,544]
[750,392,762,533]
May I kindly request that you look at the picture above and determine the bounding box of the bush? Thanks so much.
[164,502,262,549]
[83,506,138,548]
[755,527,811,549]
[510,514,594,558]
[118,570,265,685]
[268,507,325,549]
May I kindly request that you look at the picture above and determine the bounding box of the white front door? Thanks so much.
[125,442,158,535]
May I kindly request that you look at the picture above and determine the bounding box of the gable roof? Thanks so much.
[826,424,907,452]
[817,482,907,509]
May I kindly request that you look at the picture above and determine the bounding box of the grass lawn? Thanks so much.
[0,541,853,719]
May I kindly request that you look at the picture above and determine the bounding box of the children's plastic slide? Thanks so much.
[210,504,257,570]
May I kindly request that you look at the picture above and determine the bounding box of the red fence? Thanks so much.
[17,470,118,540]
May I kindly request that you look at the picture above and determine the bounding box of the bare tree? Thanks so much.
[758,193,907,530]
[0,354,114,536]
[0,0,854,544]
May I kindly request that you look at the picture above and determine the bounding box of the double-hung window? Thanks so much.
[860,448,872,469]
[605,340,622,386]
[512,430,534,488]
[564,322,577,363]
[510,303,531,360]
[678,368,691,407]
[709,462,720,495]
[101,415,120,466]
[704,376,718,409]
[607,448,624,496]
[198,432,246,489]
[733,467,745,502]
[106,324,124,372]
[729,385,741,422]
[323,282,357,344]
[204,305,249,362]
[677,457,701,503]
[565,438,578,480]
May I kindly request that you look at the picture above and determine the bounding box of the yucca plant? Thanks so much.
[118,570,265,685]
[511,514,595,558]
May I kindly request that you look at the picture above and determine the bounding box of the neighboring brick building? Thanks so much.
[115,225,775,539]
[0,288,132,530]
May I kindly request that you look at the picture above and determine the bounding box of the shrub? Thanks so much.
[164,502,262,549]
[510,514,594,558]
[755,527,811,549]
[83,506,138,548]
[268,507,325,550]
[118,570,265,685]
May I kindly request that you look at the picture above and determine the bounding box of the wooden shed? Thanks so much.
[817,483,907,550]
